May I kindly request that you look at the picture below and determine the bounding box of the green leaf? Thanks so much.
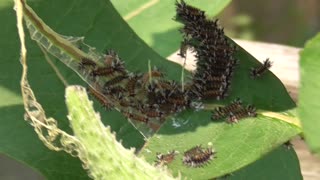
[111,0,232,57]
[139,110,300,179]
[3,0,301,179]
[225,146,302,180]
[138,46,302,178]
[299,33,320,154]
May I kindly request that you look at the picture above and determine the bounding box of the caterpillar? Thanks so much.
[205,81,229,90]
[87,87,113,110]
[208,65,234,72]
[178,39,189,58]
[110,59,127,75]
[79,57,97,70]
[175,0,238,102]
[123,111,149,124]
[104,49,118,66]
[138,106,164,119]
[208,75,229,82]
[183,145,215,168]
[103,86,126,97]
[142,67,164,84]
[207,68,233,78]
[90,66,117,77]
[166,95,186,104]
[90,60,126,77]
[126,74,141,97]
[250,58,272,78]
[155,150,178,167]
[283,141,293,150]
[119,98,133,108]
[227,105,257,123]
[212,58,238,66]
[202,88,227,100]
[175,0,206,23]
[166,93,189,106]
[104,75,128,87]
[211,98,243,120]
[156,80,175,90]
[184,145,203,156]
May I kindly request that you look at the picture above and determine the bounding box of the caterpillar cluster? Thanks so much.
[250,58,272,78]
[154,146,215,168]
[183,145,215,168]
[81,1,263,135]
[211,99,257,123]
[80,49,197,132]
[175,0,238,100]
[154,145,216,168]
[155,150,178,167]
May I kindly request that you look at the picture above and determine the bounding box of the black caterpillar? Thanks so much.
[183,145,215,168]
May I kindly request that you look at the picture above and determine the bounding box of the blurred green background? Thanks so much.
[111,0,320,59]
[218,0,320,47]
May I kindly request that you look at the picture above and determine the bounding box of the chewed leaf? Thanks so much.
[21,1,165,138]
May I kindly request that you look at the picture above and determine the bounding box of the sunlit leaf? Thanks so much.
[299,33,320,154]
